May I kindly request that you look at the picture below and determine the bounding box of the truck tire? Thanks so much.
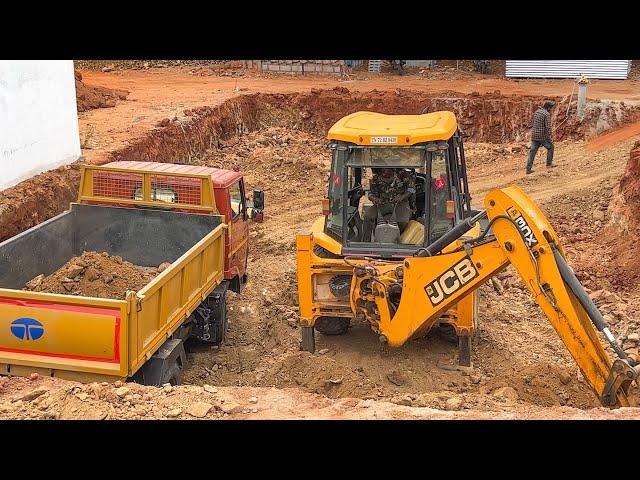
[207,286,228,345]
[161,360,183,386]
[315,316,350,335]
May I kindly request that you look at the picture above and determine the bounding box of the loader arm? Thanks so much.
[353,185,639,407]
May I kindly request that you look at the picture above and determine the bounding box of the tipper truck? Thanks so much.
[0,161,263,385]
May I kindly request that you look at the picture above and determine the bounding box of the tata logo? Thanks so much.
[10,318,44,341]
[424,257,478,306]
[507,206,538,248]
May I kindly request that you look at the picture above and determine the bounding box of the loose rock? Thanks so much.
[186,402,213,418]
[167,408,182,418]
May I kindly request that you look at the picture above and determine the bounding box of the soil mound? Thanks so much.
[75,71,129,112]
[25,251,161,299]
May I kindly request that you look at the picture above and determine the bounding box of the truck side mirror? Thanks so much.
[253,190,265,211]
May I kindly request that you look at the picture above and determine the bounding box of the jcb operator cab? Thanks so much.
[323,111,475,258]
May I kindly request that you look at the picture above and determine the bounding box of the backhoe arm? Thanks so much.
[355,185,638,407]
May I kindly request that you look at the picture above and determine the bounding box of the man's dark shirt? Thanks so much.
[531,107,552,141]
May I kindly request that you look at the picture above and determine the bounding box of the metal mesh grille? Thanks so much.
[150,175,201,205]
[93,172,143,200]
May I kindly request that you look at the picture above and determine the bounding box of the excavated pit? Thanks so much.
[2,88,640,413]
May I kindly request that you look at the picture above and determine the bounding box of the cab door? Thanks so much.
[228,179,249,289]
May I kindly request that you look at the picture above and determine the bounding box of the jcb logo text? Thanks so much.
[425,257,478,306]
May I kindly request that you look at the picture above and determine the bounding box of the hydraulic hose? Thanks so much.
[415,210,487,257]
[551,244,632,364]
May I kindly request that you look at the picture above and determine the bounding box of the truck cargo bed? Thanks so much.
[0,203,226,381]
[0,203,221,290]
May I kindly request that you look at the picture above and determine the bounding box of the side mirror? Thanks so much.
[253,189,265,211]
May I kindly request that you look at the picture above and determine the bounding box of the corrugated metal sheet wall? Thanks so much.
[506,60,631,80]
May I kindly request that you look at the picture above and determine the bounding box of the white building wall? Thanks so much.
[0,60,81,191]
[505,60,631,80]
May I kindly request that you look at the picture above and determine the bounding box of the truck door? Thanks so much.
[228,179,249,286]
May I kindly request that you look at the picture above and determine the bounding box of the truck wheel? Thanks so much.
[208,289,228,345]
[161,360,183,386]
[315,316,350,335]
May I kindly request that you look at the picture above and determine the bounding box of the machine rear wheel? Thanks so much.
[436,323,459,344]
[315,316,350,335]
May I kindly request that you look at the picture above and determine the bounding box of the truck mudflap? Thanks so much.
[0,291,128,378]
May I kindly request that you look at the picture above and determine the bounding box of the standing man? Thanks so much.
[526,100,556,174]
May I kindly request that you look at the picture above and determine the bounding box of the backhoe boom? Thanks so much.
[353,185,638,407]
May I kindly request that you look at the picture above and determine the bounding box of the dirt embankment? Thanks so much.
[602,141,640,287]
[75,71,129,112]
[25,251,162,299]
[0,164,81,242]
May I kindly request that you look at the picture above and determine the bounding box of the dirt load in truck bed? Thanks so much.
[24,251,165,299]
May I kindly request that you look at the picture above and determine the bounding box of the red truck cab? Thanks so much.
[88,161,264,293]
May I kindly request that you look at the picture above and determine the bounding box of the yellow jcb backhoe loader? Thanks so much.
[296,110,639,408]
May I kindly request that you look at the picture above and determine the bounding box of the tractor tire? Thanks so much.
[315,316,350,336]
[436,323,459,344]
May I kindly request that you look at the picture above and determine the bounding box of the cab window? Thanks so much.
[229,181,245,219]
[429,150,454,241]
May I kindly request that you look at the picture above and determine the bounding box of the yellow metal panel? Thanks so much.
[327,111,458,145]
[308,216,342,256]
[296,235,314,323]
[0,290,128,377]
[130,223,226,373]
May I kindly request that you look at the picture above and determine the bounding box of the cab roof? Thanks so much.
[327,111,458,146]
[103,161,243,188]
